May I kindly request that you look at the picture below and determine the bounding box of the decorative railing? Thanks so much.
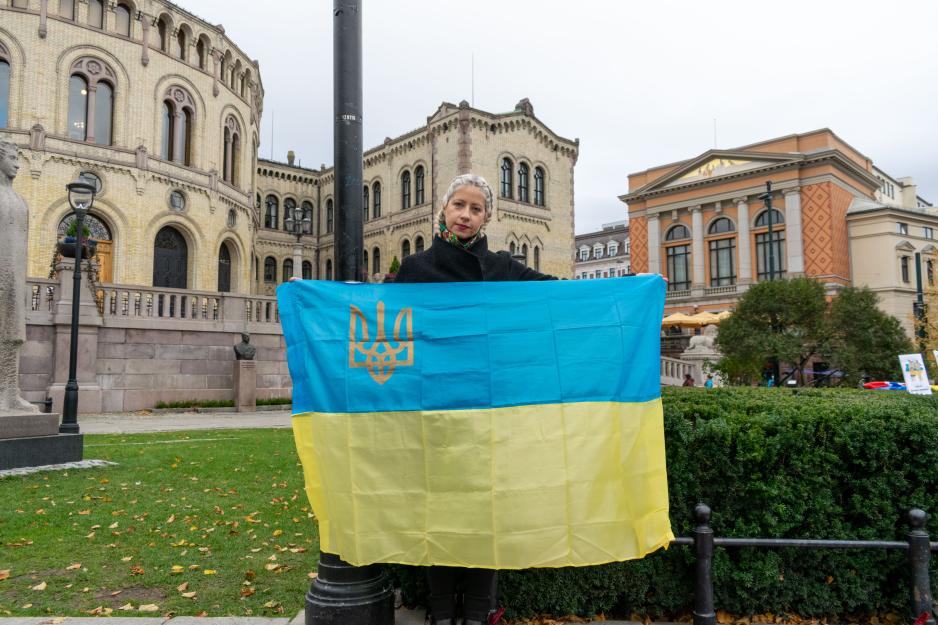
[665,289,692,300]
[704,284,737,296]
[101,285,223,321]
[29,279,58,312]
[662,355,696,386]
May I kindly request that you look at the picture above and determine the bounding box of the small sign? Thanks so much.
[899,353,933,395]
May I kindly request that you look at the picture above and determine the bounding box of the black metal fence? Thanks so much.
[674,504,937,625]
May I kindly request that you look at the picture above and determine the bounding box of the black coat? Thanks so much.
[393,234,556,283]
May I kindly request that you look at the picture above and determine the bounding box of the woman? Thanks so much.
[394,173,554,625]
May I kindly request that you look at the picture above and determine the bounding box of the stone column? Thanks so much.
[784,187,805,276]
[211,50,221,97]
[85,85,97,144]
[172,110,184,163]
[224,133,234,182]
[293,241,303,277]
[39,0,48,38]
[690,205,704,291]
[47,261,103,414]
[734,197,752,284]
[647,214,661,275]
[140,17,150,66]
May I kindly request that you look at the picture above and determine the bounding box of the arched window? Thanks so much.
[326,199,334,234]
[223,116,242,184]
[402,239,411,258]
[927,259,934,286]
[415,235,424,253]
[177,28,187,61]
[325,259,333,281]
[372,182,381,218]
[68,58,116,146]
[0,45,10,129]
[534,167,545,206]
[401,170,411,209]
[534,246,540,271]
[372,247,380,275]
[115,3,131,36]
[363,185,370,221]
[217,243,232,293]
[708,217,735,235]
[161,87,195,165]
[59,0,75,20]
[152,226,188,289]
[196,37,208,70]
[363,250,369,280]
[157,16,170,53]
[415,165,425,205]
[707,218,736,287]
[264,195,279,229]
[283,258,293,282]
[283,198,297,230]
[88,0,104,28]
[665,224,691,241]
[522,243,529,266]
[500,158,513,198]
[263,256,276,283]
[510,242,516,255]
[518,163,530,203]
[302,261,312,280]
[754,210,786,281]
[301,201,314,233]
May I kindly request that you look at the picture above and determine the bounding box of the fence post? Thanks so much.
[907,508,935,625]
[693,503,716,625]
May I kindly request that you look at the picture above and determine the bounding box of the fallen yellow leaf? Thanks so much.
[118,603,134,611]
[272,529,283,537]
[203,569,217,575]
[240,587,256,597]
[308,571,318,579]
[31,581,47,591]
[181,591,197,599]
[66,563,82,571]
[166,514,176,523]
[264,563,281,571]
[121,556,133,562]
[0,570,9,581]
[21,604,33,609]
[177,582,189,592]
[138,604,159,612]
[171,565,185,574]
[109,522,119,529]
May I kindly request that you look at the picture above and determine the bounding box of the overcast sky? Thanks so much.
[182,0,938,234]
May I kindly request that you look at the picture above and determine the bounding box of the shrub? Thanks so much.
[154,399,235,409]
[392,387,938,619]
[257,397,292,405]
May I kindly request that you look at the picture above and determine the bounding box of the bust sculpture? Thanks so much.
[0,140,39,415]
[234,332,256,361]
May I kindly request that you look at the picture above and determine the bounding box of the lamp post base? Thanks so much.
[305,552,394,625]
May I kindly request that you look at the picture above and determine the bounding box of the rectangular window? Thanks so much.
[708,237,737,286]
[666,244,691,291]
[755,231,786,281]
[594,249,603,259]
[897,222,909,235]
[901,256,910,283]
[925,227,934,240]
[59,0,74,19]
[579,250,588,261]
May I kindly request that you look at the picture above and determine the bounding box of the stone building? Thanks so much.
[573,220,630,280]
[621,128,935,337]
[0,1,579,296]
[253,99,579,294]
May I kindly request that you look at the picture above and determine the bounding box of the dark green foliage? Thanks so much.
[154,399,235,408]
[257,396,292,405]
[389,255,401,274]
[826,287,913,385]
[714,278,828,384]
[393,388,938,619]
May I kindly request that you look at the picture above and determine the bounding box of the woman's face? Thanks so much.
[443,185,486,240]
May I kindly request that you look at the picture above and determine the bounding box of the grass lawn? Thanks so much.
[0,428,317,617]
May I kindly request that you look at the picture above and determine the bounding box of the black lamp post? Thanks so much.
[60,180,96,434]
[285,202,312,278]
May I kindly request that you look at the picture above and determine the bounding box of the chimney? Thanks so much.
[287,150,295,166]
[898,176,917,209]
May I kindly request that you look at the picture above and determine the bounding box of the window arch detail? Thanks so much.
[665,224,691,241]
[68,57,116,145]
[222,114,242,185]
[401,170,411,209]
[534,167,545,206]
[264,194,279,229]
[707,217,735,235]
[161,86,195,165]
[415,165,425,205]
[500,157,513,198]
[372,182,382,218]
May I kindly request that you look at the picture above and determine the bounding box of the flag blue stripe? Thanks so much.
[278,276,665,414]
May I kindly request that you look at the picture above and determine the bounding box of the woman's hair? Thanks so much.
[436,173,494,229]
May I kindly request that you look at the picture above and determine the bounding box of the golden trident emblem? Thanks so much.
[348,301,414,385]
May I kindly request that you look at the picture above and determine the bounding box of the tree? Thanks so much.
[388,255,401,275]
[826,286,912,385]
[914,284,938,367]
[715,278,829,385]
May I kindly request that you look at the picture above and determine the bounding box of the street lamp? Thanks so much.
[757,181,776,281]
[60,180,97,434]
[284,202,312,278]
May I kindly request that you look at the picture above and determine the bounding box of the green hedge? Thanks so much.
[389,387,938,618]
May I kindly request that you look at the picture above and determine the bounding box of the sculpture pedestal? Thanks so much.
[233,360,256,413]
[0,413,83,470]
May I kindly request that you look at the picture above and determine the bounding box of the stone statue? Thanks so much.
[234,332,256,361]
[0,140,39,415]
[684,324,718,354]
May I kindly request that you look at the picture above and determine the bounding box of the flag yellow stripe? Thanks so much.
[292,398,673,569]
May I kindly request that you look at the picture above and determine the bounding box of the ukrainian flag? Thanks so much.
[278,275,673,569]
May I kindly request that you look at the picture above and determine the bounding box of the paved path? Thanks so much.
[77,409,293,434]
[6,412,643,625]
